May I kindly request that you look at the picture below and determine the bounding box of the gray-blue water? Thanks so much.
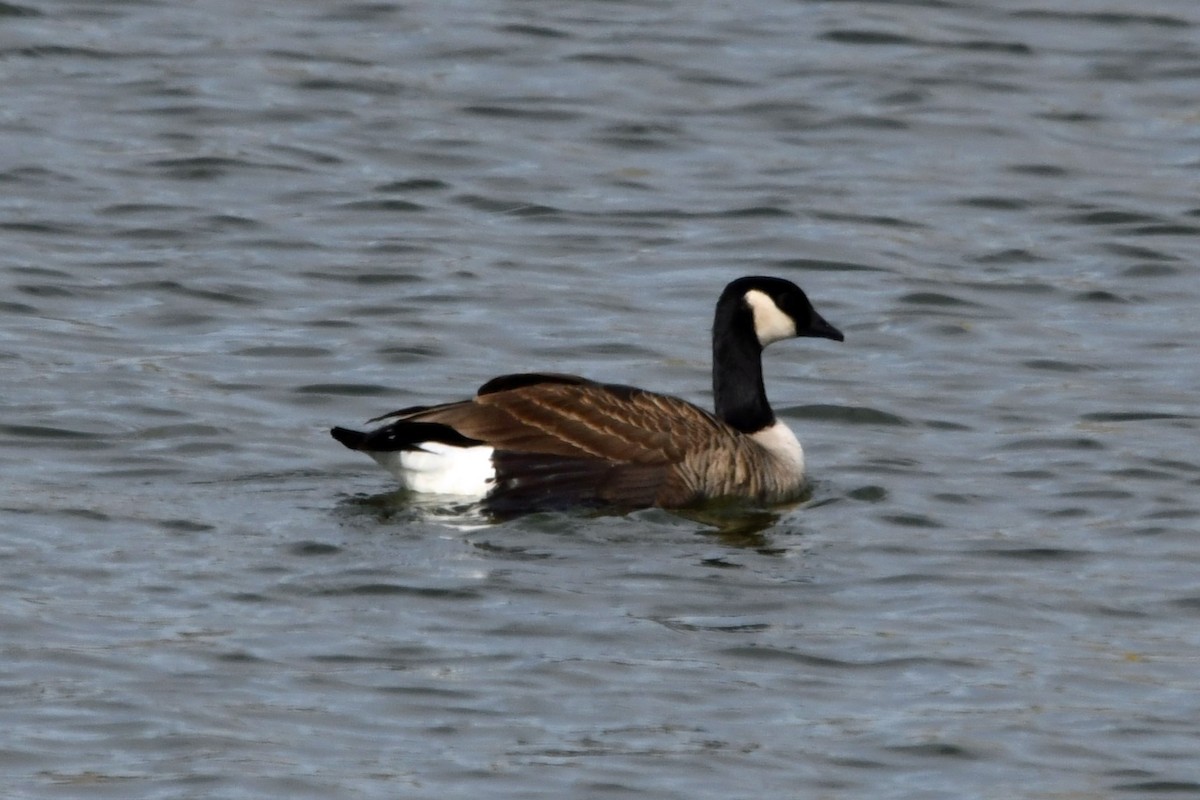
[4,1,1200,797]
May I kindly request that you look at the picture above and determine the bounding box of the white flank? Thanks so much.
[750,421,805,478]
[367,442,496,497]
[744,288,797,346]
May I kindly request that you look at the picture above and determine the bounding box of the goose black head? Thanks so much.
[720,276,844,348]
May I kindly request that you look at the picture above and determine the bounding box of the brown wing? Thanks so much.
[354,373,801,509]
[400,373,733,466]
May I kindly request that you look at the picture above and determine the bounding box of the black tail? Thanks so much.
[330,426,368,450]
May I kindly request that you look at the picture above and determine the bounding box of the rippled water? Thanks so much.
[4,1,1200,797]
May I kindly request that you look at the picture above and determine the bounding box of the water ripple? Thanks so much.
[5,1,1200,797]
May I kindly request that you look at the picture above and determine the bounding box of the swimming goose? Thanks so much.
[331,276,843,512]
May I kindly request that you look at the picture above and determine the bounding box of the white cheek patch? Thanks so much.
[368,443,496,497]
[744,289,797,346]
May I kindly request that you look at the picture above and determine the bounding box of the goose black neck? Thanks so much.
[712,296,774,434]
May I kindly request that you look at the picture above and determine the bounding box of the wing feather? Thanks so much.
[401,374,732,465]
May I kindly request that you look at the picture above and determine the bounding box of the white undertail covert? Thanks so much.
[368,442,496,496]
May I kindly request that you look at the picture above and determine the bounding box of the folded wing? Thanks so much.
[369,373,736,508]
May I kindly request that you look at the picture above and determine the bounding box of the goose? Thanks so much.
[330,276,843,512]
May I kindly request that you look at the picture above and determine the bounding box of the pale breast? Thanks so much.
[749,421,806,478]
[671,421,807,505]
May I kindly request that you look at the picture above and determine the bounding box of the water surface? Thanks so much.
[4,1,1200,797]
